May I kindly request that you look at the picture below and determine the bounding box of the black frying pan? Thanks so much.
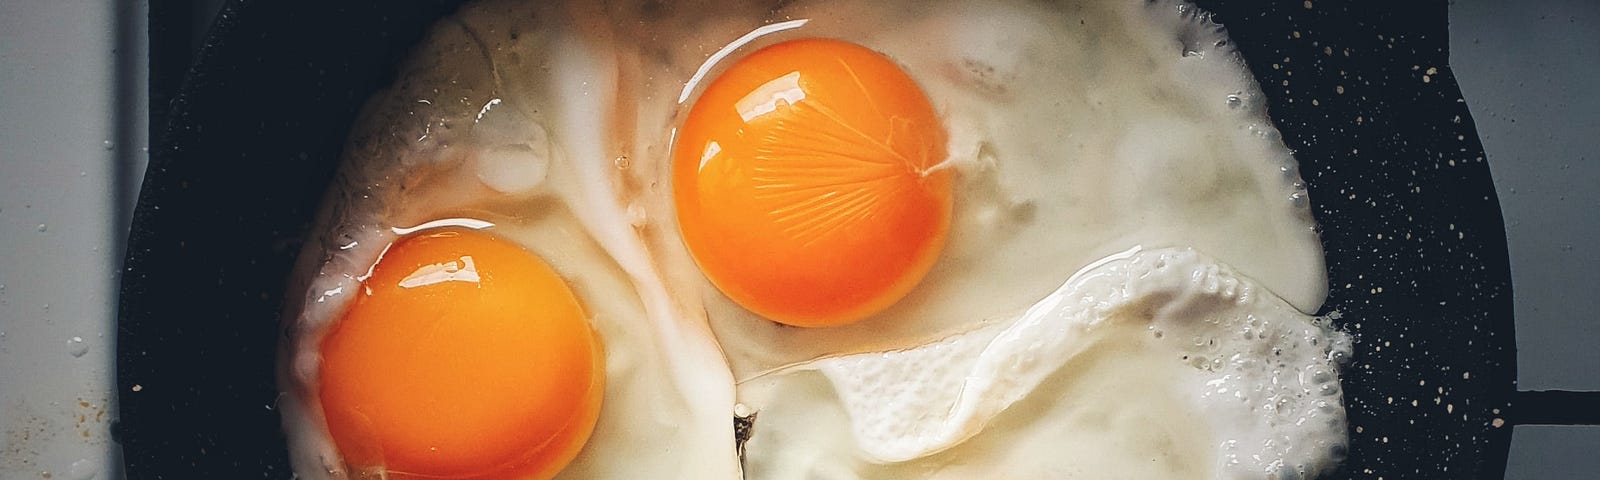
[116,0,1579,478]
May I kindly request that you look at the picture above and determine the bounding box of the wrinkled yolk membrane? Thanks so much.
[674,38,953,328]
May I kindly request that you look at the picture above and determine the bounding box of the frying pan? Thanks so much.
[115,0,1588,478]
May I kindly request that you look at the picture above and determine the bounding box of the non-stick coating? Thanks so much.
[116,0,1515,478]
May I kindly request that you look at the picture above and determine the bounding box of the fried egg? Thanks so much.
[276,3,738,478]
[675,0,1329,381]
[277,0,1351,478]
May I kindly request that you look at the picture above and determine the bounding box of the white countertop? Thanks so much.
[1,0,141,477]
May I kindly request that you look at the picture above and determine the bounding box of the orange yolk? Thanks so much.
[673,38,953,327]
[317,228,603,480]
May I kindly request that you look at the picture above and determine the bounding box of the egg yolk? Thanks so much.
[673,38,953,327]
[317,228,603,480]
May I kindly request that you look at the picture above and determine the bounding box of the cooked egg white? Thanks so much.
[277,2,737,478]
[674,0,1328,379]
[279,0,1349,478]
[738,247,1350,479]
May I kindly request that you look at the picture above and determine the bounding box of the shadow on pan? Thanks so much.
[116,0,1586,477]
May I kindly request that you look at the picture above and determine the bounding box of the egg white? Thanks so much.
[277,2,738,478]
[738,247,1350,479]
[641,0,1331,382]
[280,0,1350,479]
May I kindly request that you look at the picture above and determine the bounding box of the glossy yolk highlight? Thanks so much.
[674,38,953,328]
[317,229,603,480]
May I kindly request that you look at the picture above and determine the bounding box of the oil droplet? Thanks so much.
[67,337,89,358]
[67,459,98,480]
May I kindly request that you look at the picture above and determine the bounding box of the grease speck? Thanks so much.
[67,337,88,358]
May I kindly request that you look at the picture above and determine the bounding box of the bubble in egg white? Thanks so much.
[470,106,553,195]
[473,143,549,195]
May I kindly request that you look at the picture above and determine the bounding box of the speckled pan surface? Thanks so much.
[1215,1,1516,478]
[116,0,1515,478]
